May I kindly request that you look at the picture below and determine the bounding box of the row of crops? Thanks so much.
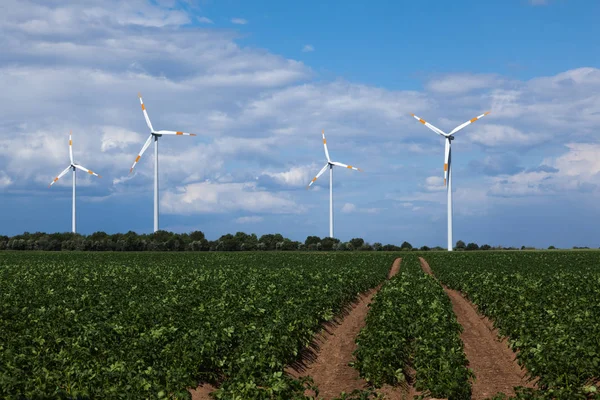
[353,254,472,399]
[425,251,600,399]
[0,251,394,399]
[3,250,600,399]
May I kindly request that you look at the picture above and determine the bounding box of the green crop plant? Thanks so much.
[0,251,395,399]
[353,255,472,399]
[424,251,600,399]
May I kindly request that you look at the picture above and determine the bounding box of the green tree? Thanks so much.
[455,240,466,251]
[304,236,321,247]
[349,238,365,249]
[217,234,238,251]
[400,241,413,251]
[259,234,284,251]
[320,237,340,251]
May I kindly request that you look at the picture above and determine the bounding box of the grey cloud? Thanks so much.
[524,165,559,173]
[469,154,524,176]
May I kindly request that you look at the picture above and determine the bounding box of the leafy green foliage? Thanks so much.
[353,255,472,399]
[0,251,394,399]
[425,251,600,399]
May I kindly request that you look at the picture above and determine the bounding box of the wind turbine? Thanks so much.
[130,94,197,233]
[307,130,362,238]
[410,111,490,251]
[48,131,102,233]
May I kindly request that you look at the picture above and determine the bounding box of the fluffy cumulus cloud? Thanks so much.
[426,73,502,95]
[489,143,600,197]
[261,165,315,188]
[161,181,303,215]
[2,0,600,245]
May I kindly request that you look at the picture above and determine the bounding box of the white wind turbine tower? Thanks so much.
[130,94,197,233]
[48,131,102,233]
[410,111,490,251]
[307,130,362,238]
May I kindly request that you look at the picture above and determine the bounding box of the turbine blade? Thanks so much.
[49,165,72,188]
[138,93,154,132]
[448,111,491,135]
[69,131,74,164]
[75,164,101,178]
[154,130,197,136]
[130,134,153,174]
[307,163,329,189]
[444,139,450,187]
[322,130,331,162]
[410,113,447,136]
[331,161,362,172]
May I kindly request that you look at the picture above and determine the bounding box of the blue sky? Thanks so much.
[1,0,600,247]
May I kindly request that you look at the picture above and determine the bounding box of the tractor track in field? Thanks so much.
[190,258,403,400]
[419,257,535,400]
[286,257,403,399]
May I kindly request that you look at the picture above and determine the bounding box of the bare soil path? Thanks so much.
[191,258,402,400]
[418,257,534,400]
[287,257,403,399]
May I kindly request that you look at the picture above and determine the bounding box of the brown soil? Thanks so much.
[190,258,403,400]
[418,257,534,400]
[189,383,216,400]
[287,257,403,399]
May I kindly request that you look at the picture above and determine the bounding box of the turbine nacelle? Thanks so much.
[307,129,363,189]
[129,94,197,175]
[48,132,102,188]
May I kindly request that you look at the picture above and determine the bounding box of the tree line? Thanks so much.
[0,231,556,252]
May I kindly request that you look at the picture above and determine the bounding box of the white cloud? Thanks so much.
[424,176,445,192]
[197,16,213,24]
[340,202,382,214]
[262,165,313,187]
[161,181,304,215]
[100,127,144,152]
[341,203,356,213]
[302,44,314,53]
[235,216,264,224]
[550,143,600,178]
[489,143,600,197]
[0,171,13,188]
[231,18,247,25]
[467,124,548,148]
[426,74,501,94]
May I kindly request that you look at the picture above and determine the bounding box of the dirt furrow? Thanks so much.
[418,257,534,400]
[191,258,403,400]
[287,257,403,399]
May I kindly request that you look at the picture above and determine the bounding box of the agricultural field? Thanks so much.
[0,251,394,399]
[2,250,600,400]
[425,251,600,399]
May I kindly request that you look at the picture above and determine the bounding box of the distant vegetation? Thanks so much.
[0,231,591,252]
